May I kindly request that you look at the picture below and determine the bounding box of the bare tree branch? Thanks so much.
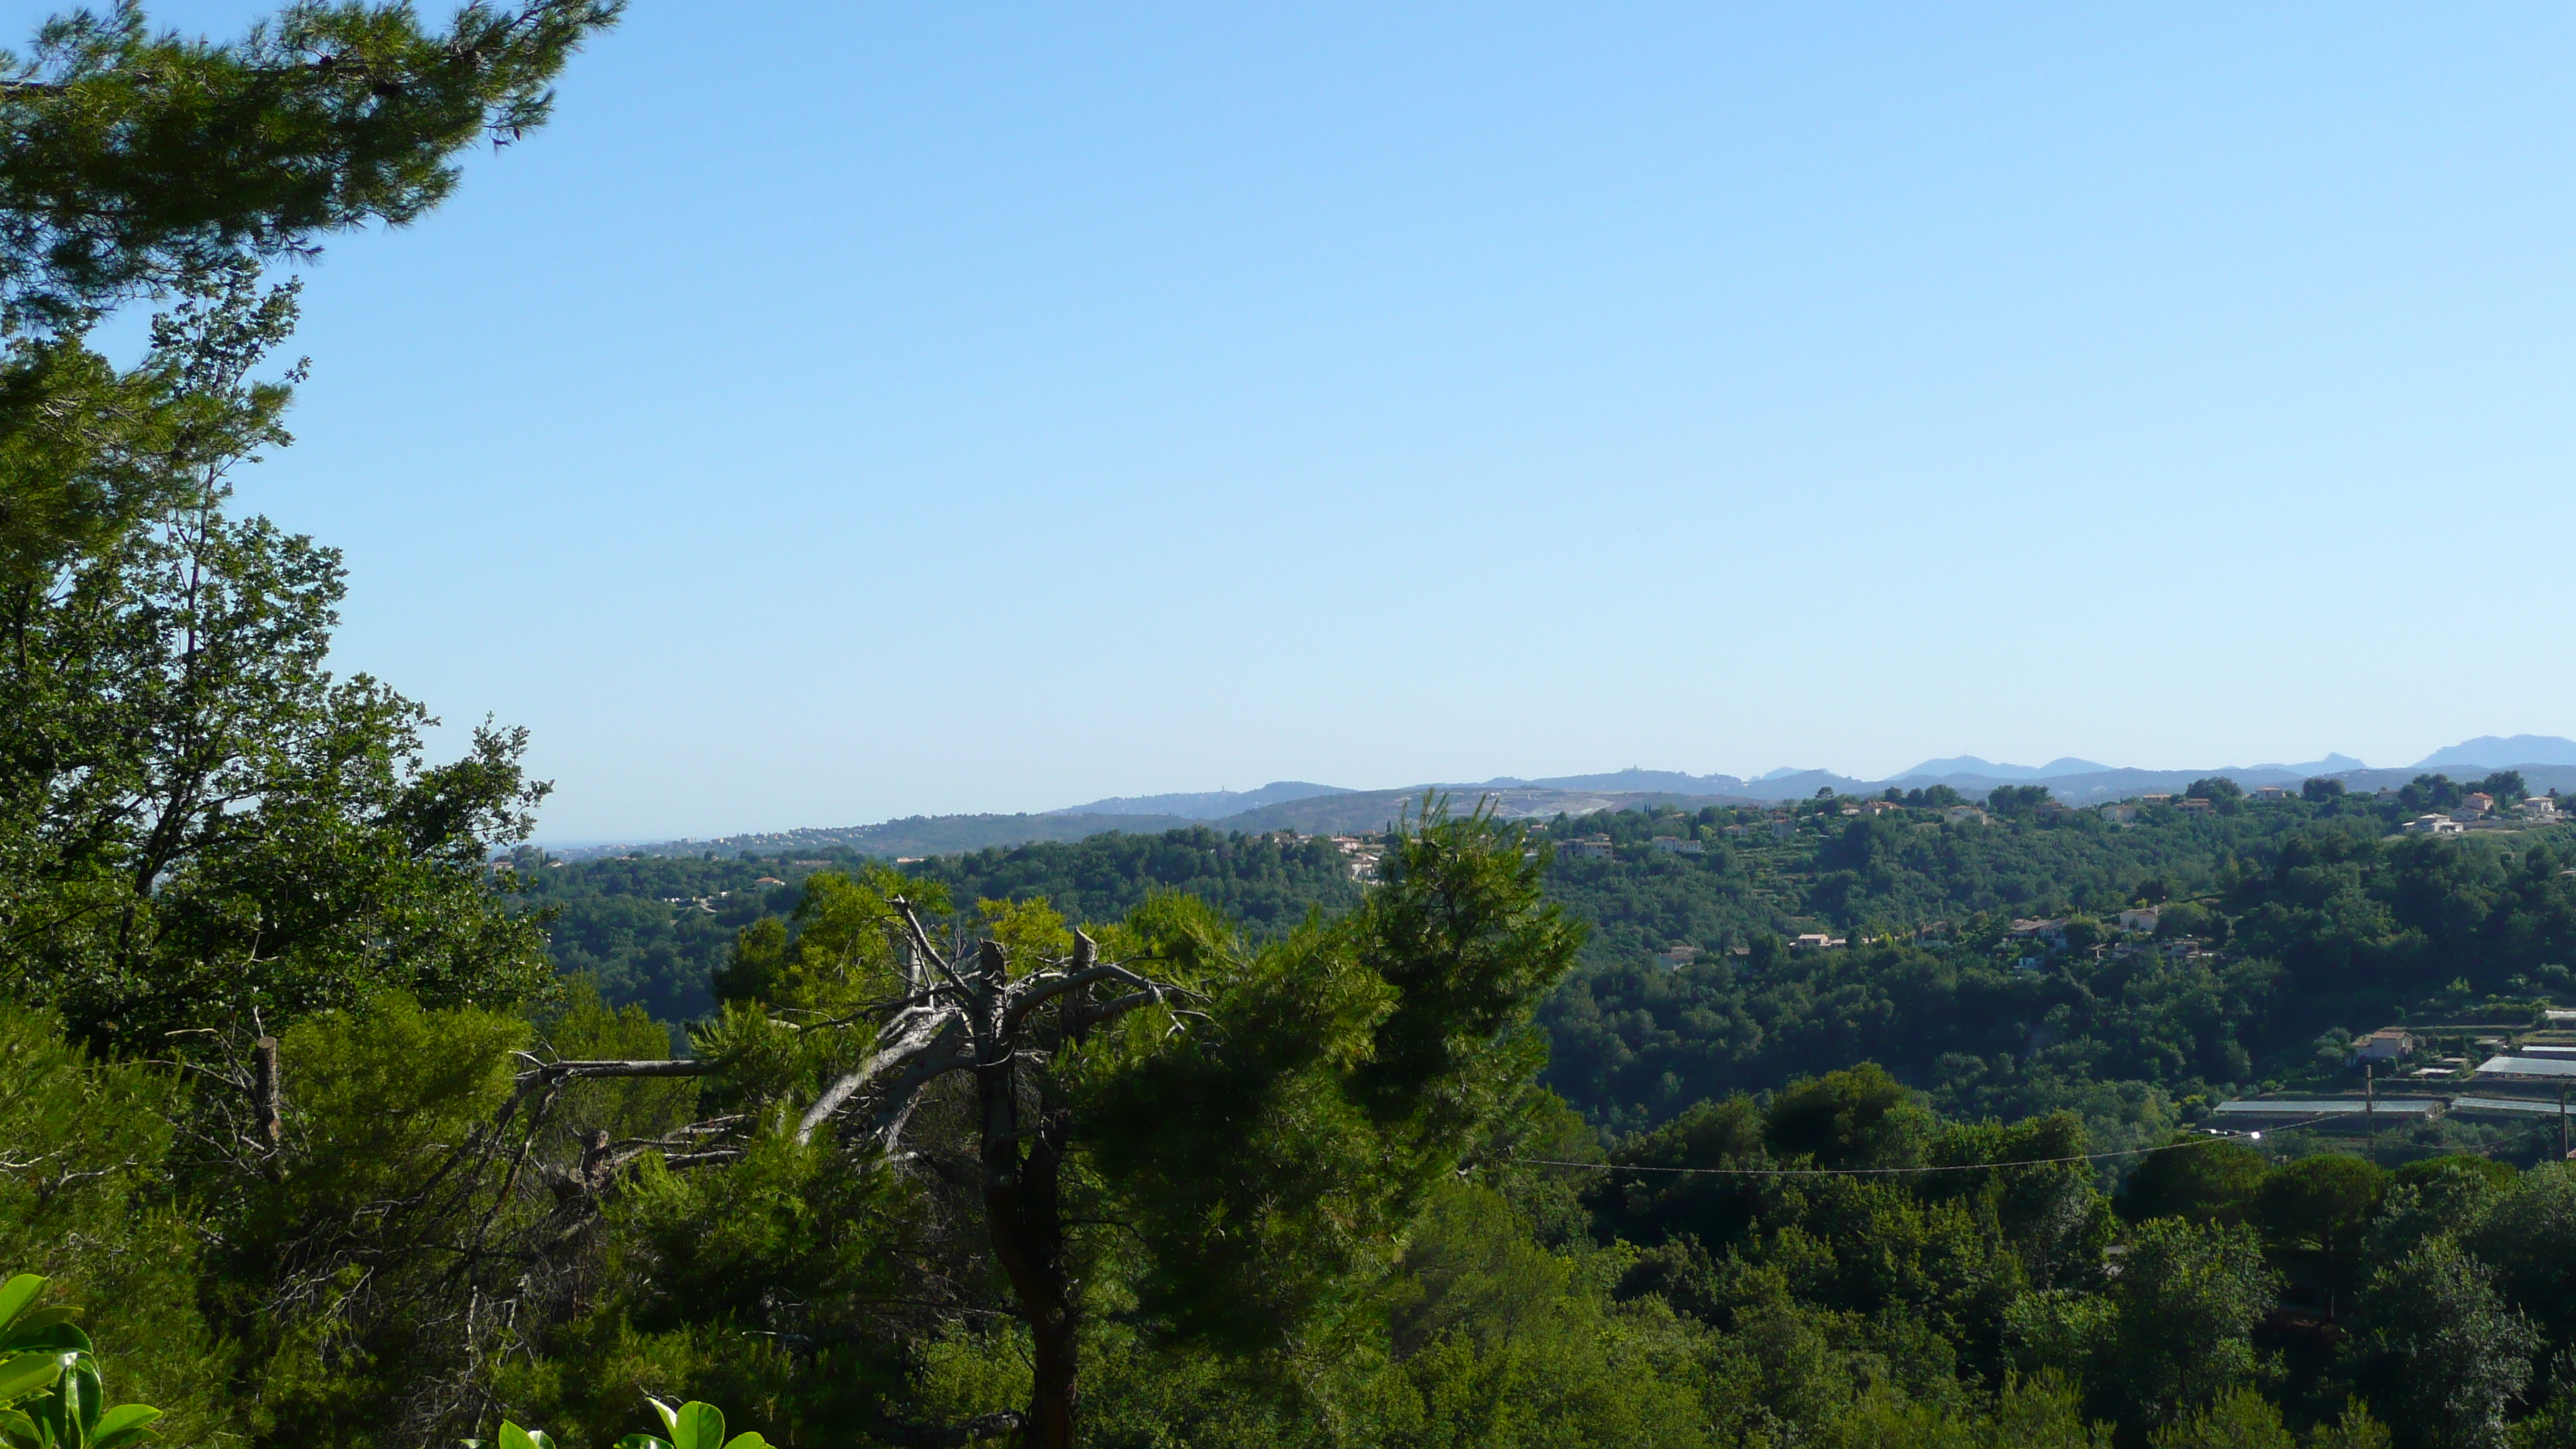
[891,896,966,992]
[513,1057,714,1082]
[1003,961,1175,1029]
[862,1406,1026,1447]
[795,1012,964,1145]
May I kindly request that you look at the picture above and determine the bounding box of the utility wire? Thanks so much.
[1508,1115,2338,1178]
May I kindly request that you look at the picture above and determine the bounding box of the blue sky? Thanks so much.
[61,3,2576,838]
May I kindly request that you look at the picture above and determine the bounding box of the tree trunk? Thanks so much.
[988,1127,1077,1449]
[974,940,1078,1448]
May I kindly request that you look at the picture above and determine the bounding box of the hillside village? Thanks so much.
[1499,768,2576,1148]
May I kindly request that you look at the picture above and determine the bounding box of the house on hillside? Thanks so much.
[2253,785,2290,801]
[1862,800,1903,816]
[2521,797,2561,822]
[2403,814,2466,836]
[1944,806,1989,825]
[1561,835,1616,860]
[2009,917,2071,951]
[2177,798,2215,815]
[2101,803,2142,824]
[1656,944,1701,970]
[1648,836,1704,855]
[1791,933,1847,953]
[2142,793,2175,805]
[2118,907,2160,934]
[2354,1027,2413,1064]
[2465,792,2496,816]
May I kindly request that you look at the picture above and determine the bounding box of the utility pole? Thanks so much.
[2560,1079,2567,1161]
[2365,1060,2376,1152]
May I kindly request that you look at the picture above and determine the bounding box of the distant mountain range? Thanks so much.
[2414,735,2576,769]
[1043,780,1348,820]
[542,735,2576,862]
[1896,755,2112,780]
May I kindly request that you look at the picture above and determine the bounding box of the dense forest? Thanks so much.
[526,782,2576,1146]
[11,6,2576,1449]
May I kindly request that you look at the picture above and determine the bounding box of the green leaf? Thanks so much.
[0,1353,66,1406]
[720,1435,768,1449]
[670,1403,724,1449]
[88,1403,160,1449]
[0,1330,87,1362]
[0,1407,37,1449]
[525,1433,553,1449]
[63,1360,99,1434]
[498,1425,536,1449]
[0,1311,74,1353]
[613,1437,672,1449]
[648,1399,681,1441]
[0,1284,39,1341]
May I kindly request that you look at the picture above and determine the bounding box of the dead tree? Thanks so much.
[787,899,1191,1449]
[514,897,1191,1449]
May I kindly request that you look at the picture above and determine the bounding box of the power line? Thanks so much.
[1508,1117,2335,1178]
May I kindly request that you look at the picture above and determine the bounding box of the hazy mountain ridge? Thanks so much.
[1044,780,1350,819]
[2416,735,2576,769]
[541,736,2576,862]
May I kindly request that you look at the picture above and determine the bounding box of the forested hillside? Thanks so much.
[538,780,2576,1148]
[517,827,1364,1020]
[14,6,2576,1448]
[1527,785,2576,1134]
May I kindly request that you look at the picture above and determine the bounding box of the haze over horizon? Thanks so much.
[88,2,2576,839]
[527,735,2576,844]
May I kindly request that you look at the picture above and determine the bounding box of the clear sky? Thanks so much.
[59,3,2576,838]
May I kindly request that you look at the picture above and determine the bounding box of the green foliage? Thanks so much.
[1086,804,1584,1357]
[0,1273,162,1449]
[2149,1386,2291,1449]
[0,1009,216,1442]
[1765,1062,1936,1169]
[534,829,1364,1022]
[2350,1238,2540,1449]
[0,268,551,1049]
[2465,1165,2576,1363]
[1344,1182,1718,1449]
[1546,801,2576,1135]
[616,1397,768,1449]
[2102,1218,2280,1430]
[0,0,622,593]
[2255,1154,2388,1314]
[2126,1139,2271,1225]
